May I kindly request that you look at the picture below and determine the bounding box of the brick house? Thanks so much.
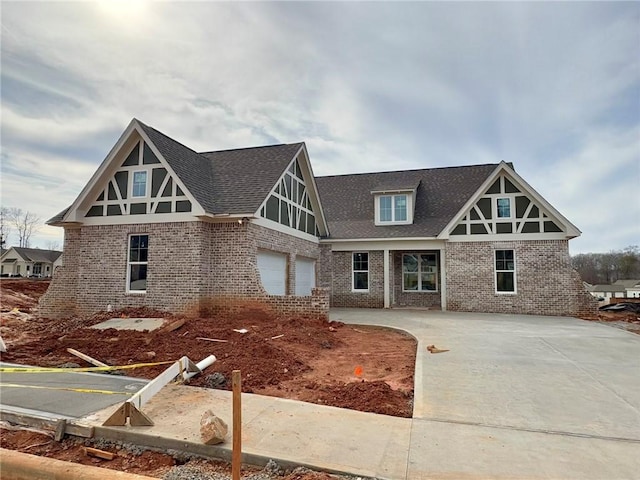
[40,119,595,319]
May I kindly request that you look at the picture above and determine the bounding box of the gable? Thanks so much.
[316,164,498,240]
[55,120,206,226]
[441,163,580,240]
[256,150,326,238]
[84,138,193,219]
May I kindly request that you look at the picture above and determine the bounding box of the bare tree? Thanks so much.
[0,207,11,249]
[572,245,640,284]
[44,240,61,251]
[8,208,41,248]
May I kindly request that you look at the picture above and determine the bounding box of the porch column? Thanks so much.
[384,249,390,308]
[440,248,447,311]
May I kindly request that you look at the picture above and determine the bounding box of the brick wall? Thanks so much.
[38,227,81,318]
[330,250,384,308]
[392,251,441,308]
[39,221,328,320]
[40,222,208,317]
[445,240,598,316]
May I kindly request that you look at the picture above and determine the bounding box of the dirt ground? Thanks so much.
[0,426,339,479]
[0,278,415,478]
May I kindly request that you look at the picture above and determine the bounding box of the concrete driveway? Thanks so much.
[331,309,640,479]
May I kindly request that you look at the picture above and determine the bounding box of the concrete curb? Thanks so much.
[0,448,157,480]
[93,426,380,479]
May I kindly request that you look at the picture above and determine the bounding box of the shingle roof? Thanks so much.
[315,164,500,239]
[138,121,217,213]
[47,207,70,224]
[49,121,304,223]
[140,121,303,215]
[612,279,640,288]
[200,143,304,214]
[12,247,62,263]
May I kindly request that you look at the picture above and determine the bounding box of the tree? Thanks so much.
[44,240,61,251]
[572,245,640,284]
[0,207,11,249]
[8,208,41,248]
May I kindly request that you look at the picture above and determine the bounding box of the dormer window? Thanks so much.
[379,195,407,223]
[372,183,418,226]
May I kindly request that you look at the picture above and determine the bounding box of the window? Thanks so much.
[128,234,148,292]
[132,171,147,197]
[378,195,408,223]
[352,252,369,291]
[495,249,516,293]
[497,198,511,218]
[403,254,437,291]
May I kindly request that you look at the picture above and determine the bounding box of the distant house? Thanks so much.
[588,280,640,300]
[0,247,63,277]
[39,118,596,319]
[613,279,640,299]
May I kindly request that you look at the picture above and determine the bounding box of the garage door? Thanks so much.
[295,257,316,296]
[257,250,287,295]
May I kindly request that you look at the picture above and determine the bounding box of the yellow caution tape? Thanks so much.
[0,383,135,395]
[0,360,175,374]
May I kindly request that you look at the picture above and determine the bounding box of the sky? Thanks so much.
[1,1,638,254]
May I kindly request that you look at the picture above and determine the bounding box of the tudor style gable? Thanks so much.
[51,119,205,226]
[255,146,328,239]
[85,139,193,219]
[441,162,580,240]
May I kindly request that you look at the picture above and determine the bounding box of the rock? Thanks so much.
[263,459,284,476]
[144,351,156,359]
[204,372,226,389]
[199,410,228,445]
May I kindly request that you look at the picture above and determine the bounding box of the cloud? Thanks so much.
[0,1,638,252]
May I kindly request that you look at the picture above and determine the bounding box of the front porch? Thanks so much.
[390,251,442,309]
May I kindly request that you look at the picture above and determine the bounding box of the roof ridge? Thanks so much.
[136,119,207,159]
[316,162,502,179]
[199,142,303,155]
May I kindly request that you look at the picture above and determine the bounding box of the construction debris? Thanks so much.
[66,348,109,368]
[158,318,186,333]
[197,337,228,343]
[199,410,228,445]
[600,302,640,313]
[83,446,115,460]
[427,345,450,354]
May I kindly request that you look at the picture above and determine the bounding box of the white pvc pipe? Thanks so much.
[183,354,217,380]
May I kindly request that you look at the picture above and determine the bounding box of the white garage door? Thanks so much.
[257,250,287,295]
[295,257,316,296]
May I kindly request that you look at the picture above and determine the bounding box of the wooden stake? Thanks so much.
[232,369,242,480]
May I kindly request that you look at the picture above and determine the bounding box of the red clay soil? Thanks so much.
[0,279,416,418]
[1,279,415,478]
[0,427,339,478]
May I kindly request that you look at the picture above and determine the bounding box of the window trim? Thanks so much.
[375,194,412,225]
[127,234,149,293]
[495,197,513,219]
[495,249,517,294]
[352,251,369,292]
[402,253,438,293]
[131,170,148,198]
